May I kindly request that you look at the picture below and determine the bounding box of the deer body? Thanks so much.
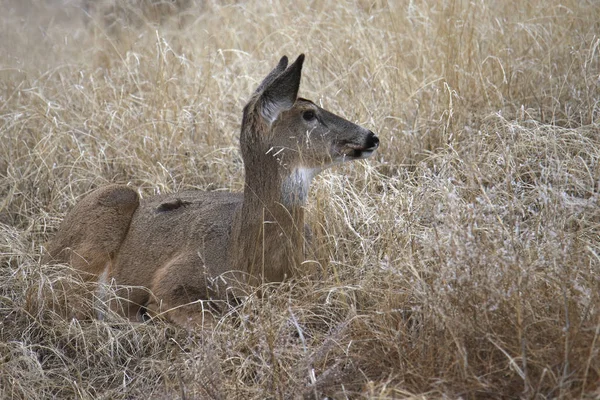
[46,55,379,328]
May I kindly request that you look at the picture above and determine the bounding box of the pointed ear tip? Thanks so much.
[291,54,305,70]
[276,55,289,70]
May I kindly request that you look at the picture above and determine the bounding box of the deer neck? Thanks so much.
[231,155,316,285]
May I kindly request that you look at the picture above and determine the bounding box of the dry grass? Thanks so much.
[1,0,600,398]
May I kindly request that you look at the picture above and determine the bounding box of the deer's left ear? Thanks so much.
[259,54,304,123]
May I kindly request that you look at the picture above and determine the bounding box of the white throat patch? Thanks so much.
[281,167,320,207]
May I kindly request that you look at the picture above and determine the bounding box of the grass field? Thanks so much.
[1,0,600,398]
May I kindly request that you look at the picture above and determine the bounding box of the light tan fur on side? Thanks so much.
[45,54,379,328]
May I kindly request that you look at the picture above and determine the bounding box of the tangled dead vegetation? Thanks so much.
[1,0,599,398]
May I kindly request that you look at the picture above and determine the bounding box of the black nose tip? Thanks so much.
[366,131,379,149]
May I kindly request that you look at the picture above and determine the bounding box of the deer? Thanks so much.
[45,54,380,328]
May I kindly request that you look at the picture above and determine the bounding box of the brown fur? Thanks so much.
[45,185,139,281]
[45,55,379,328]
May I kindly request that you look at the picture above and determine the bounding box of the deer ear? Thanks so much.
[259,54,305,124]
[254,56,289,95]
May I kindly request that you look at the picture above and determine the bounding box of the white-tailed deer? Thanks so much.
[46,54,379,328]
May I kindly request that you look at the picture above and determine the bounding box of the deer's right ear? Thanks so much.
[259,54,305,124]
[254,56,289,95]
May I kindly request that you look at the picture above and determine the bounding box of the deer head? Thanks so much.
[240,54,379,206]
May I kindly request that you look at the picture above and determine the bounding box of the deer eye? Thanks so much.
[302,111,316,121]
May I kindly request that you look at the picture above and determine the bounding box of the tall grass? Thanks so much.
[1,0,599,398]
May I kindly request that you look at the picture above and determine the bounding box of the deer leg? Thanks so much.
[145,253,220,329]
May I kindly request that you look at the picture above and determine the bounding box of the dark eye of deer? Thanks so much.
[303,111,316,121]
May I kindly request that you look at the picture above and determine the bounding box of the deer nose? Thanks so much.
[366,131,380,150]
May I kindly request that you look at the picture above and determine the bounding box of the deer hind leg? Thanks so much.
[43,185,140,318]
[46,184,139,274]
[144,252,221,329]
[109,284,151,323]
